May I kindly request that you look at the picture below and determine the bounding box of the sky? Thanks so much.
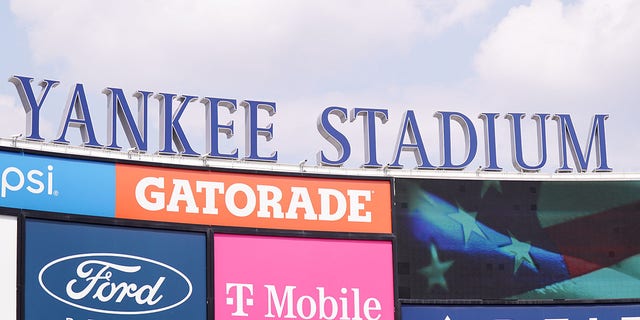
[1,0,639,173]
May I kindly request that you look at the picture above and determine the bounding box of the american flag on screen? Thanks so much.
[395,179,640,300]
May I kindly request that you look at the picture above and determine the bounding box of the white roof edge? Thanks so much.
[2,137,639,181]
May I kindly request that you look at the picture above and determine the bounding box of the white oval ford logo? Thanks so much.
[38,253,193,315]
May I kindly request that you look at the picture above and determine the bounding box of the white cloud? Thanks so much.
[9,0,494,95]
[10,1,415,92]
[0,94,25,138]
[7,0,497,167]
[474,0,640,106]
[471,0,640,172]
[419,0,495,35]
[9,0,637,172]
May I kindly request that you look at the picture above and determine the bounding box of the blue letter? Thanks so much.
[554,114,611,173]
[53,83,101,147]
[201,97,238,159]
[155,93,199,156]
[351,108,388,168]
[505,113,550,172]
[317,106,351,166]
[241,100,277,162]
[8,75,59,141]
[390,110,434,169]
[103,87,152,151]
[435,111,477,170]
[479,113,502,171]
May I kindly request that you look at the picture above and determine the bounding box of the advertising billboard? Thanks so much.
[213,234,394,319]
[116,164,392,233]
[395,178,640,301]
[402,304,640,320]
[24,219,206,320]
[0,150,114,216]
[0,215,16,320]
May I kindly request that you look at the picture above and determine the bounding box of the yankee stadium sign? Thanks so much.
[9,75,611,173]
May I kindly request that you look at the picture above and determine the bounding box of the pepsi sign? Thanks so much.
[25,219,206,320]
[0,150,114,216]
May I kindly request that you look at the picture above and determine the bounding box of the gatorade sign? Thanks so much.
[116,164,391,233]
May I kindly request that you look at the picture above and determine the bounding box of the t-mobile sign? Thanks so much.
[214,234,394,319]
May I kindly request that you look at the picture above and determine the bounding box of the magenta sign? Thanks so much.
[214,234,394,320]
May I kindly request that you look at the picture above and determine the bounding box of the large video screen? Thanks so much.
[395,178,640,301]
[402,303,640,320]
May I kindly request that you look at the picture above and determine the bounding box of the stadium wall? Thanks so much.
[1,141,639,320]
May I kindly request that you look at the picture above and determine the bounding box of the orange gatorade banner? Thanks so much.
[115,164,392,233]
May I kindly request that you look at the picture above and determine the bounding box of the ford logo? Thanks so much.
[38,253,193,315]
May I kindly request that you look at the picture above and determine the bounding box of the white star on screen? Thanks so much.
[499,234,537,274]
[448,206,487,245]
[419,244,454,291]
[480,180,502,198]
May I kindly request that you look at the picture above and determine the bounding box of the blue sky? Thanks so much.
[1,0,639,173]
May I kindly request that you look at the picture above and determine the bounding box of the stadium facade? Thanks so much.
[1,137,639,320]
[2,75,638,320]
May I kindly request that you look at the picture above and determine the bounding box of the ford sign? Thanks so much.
[38,253,192,315]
